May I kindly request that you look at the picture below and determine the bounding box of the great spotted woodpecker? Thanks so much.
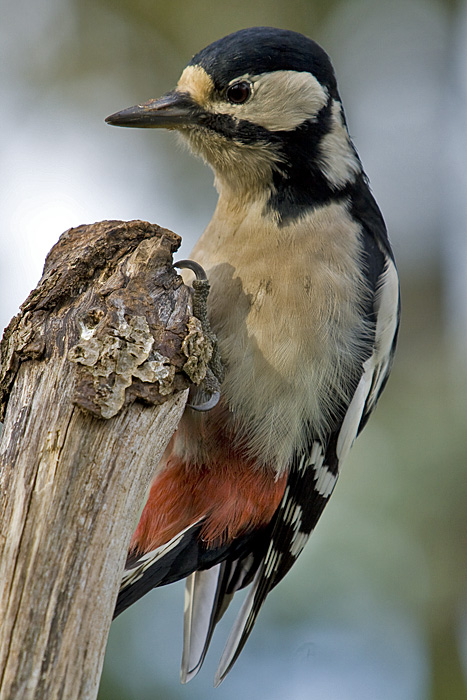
[106,26,400,685]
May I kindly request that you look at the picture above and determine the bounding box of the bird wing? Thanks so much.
[115,521,205,616]
[213,440,336,684]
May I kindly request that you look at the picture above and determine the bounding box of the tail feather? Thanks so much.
[181,564,231,683]
[214,543,290,685]
[214,567,263,686]
[114,521,264,620]
[181,550,266,683]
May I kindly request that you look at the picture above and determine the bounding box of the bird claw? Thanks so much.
[174,259,208,281]
[174,259,224,412]
[187,390,220,412]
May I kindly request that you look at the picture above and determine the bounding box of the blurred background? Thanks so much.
[1,0,467,698]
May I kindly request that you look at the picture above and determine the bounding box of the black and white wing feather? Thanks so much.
[208,246,399,684]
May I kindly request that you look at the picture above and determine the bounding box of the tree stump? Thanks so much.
[0,220,212,700]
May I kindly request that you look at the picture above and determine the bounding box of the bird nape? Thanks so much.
[106,26,400,686]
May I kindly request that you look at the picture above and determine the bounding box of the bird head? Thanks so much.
[106,27,362,216]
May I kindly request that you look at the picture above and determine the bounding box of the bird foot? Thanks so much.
[175,260,224,411]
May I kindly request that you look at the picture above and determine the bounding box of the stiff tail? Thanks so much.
[181,564,230,683]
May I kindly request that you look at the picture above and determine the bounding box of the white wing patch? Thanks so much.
[366,256,400,410]
[337,256,399,462]
[297,442,337,497]
[263,545,284,580]
[289,530,310,558]
[336,358,375,463]
[313,460,338,498]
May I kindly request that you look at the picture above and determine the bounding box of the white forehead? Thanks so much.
[219,70,329,131]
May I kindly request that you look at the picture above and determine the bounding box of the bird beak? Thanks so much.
[105,91,200,129]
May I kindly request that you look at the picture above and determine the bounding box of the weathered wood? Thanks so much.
[0,220,211,700]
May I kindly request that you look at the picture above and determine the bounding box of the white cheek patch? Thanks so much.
[216,70,329,132]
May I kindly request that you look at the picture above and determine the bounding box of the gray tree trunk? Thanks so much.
[0,220,211,700]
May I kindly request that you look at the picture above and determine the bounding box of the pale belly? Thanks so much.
[187,198,369,471]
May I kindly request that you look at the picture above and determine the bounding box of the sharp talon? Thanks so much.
[174,259,208,281]
[187,391,220,412]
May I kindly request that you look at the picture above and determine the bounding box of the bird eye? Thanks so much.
[226,81,252,104]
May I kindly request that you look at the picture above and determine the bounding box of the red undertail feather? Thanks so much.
[130,455,288,556]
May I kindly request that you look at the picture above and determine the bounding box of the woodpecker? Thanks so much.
[106,26,400,685]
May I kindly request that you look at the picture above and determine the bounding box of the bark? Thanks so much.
[0,220,212,700]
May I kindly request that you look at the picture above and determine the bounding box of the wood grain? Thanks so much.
[0,220,210,700]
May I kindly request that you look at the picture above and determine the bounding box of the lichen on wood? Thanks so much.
[0,220,215,422]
